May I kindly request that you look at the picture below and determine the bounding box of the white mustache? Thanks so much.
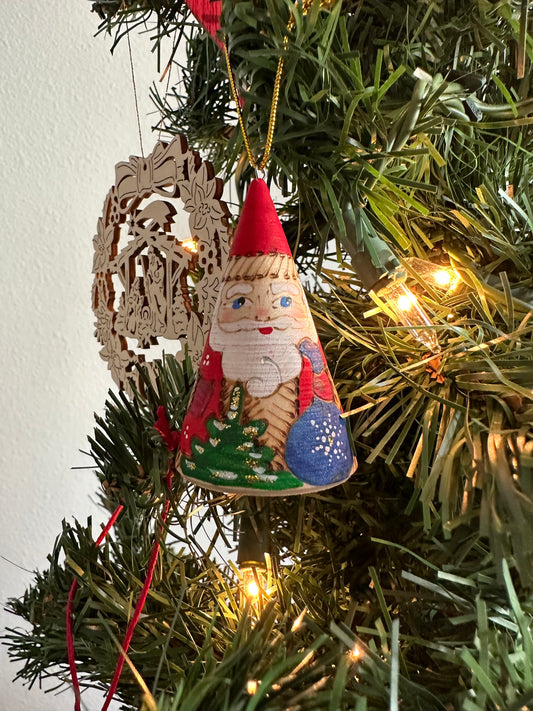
[218,316,301,332]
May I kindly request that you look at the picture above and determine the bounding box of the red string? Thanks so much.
[154,405,180,452]
[100,407,179,711]
[66,505,124,711]
[100,484,171,711]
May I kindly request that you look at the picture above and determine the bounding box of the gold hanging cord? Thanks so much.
[223,0,332,171]
[223,39,286,173]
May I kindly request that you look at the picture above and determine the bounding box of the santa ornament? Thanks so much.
[178,178,357,495]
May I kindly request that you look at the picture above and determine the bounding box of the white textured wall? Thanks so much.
[0,4,160,708]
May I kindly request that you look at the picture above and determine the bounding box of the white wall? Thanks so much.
[0,4,161,708]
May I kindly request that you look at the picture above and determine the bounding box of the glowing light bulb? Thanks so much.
[241,567,264,602]
[397,291,416,311]
[291,608,307,632]
[405,257,459,291]
[247,680,258,695]
[375,280,440,352]
[433,269,452,287]
[349,644,362,662]
[247,580,260,598]
[181,238,198,253]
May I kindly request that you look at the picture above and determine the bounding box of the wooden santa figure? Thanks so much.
[178,179,357,495]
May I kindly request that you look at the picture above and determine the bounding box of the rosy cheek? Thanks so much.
[218,308,237,324]
[218,305,249,324]
[288,301,308,322]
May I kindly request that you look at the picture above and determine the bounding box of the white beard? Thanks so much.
[210,318,303,398]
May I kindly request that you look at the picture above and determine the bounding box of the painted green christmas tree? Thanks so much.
[181,383,302,491]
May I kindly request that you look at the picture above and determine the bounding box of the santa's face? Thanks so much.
[210,275,317,397]
[217,278,310,332]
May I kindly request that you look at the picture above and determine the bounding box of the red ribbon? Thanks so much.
[154,405,180,452]
[66,505,124,711]
[100,407,179,711]
[67,407,179,711]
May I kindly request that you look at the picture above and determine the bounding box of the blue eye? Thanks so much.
[280,296,292,307]
[232,297,246,309]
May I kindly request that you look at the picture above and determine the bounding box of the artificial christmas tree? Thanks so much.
[4,0,533,709]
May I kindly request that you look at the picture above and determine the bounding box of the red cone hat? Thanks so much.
[183,0,223,48]
[229,178,292,257]
[178,178,357,495]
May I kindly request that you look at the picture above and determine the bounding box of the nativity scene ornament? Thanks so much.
[178,178,357,495]
[92,135,230,394]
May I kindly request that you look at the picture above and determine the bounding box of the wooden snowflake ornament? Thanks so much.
[92,135,230,394]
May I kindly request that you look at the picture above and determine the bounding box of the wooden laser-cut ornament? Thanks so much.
[92,135,231,394]
[178,178,357,496]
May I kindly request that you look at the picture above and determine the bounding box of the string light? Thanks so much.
[374,279,440,353]
[241,567,264,601]
[291,608,307,632]
[247,579,260,599]
[405,257,460,291]
[237,511,268,604]
[433,269,452,287]
[246,680,258,695]
[348,644,362,662]
[181,238,198,253]
[396,289,417,312]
